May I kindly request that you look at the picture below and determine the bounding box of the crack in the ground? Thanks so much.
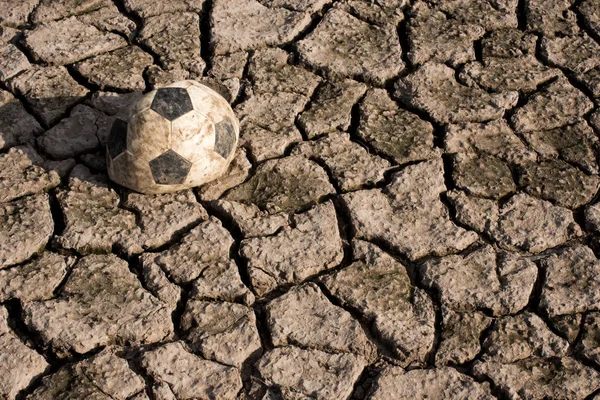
[10,32,38,66]
[571,0,600,46]
[3,300,54,373]
[344,90,404,170]
[316,277,398,359]
[45,188,66,239]
[199,0,214,73]
[0,81,49,131]
[349,361,385,400]
[252,303,273,348]
[516,0,528,31]
[339,235,445,367]
[65,64,103,93]
[283,1,336,52]
[110,0,143,37]
[199,200,257,296]
[24,0,43,29]
[533,33,598,112]
[437,152,497,244]
[308,156,342,194]
[396,15,412,71]
[170,285,191,342]
[293,80,325,142]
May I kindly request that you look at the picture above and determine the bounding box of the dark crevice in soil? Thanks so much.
[238,342,264,392]
[516,0,528,31]
[249,282,296,308]
[11,32,39,65]
[524,261,592,353]
[121,351,157,400]
[508,162,526,194]
[283,1,335,52]
[344,236,449,368]
[309,157,341,194]
[281,139,301,158]
[242,49,260,87]
[282,54,329,88]
[572,311,590,348]
[397,9,413,70]
[346,92,400,168]
[117,212,206,256]
[473,38,483,63]
[572,206,591,239]
[4,299,51,364]
[25,0,43,28]
[141,65,155,92]
[65,65,103,93]
[424,289,444,367]
[15,372,48,400]
[572,0,600,46]
[561,73,596,111]
[136,45,163,74]
[588,235,600,257]
[0,81,47,130]
[534,38,597,112]
[49,91,95,134]
[120,254,171,309]
[449,318,496,371]
[226,52,254,114]
[387,92,446,152]
[200,200,256,296]
[346,89,367,137]
[571,320,600,379]
[437,153,490,242]
[47,189,66,237]
[199,0,214,73]
[121,9,162,71]
[230,71,252,111]
[315,281,397,361]
[113,194,143,230]
[243,263,339,305]
[293,81,325,142]
[447,319,510,400]
[170,283,191,342]
[584,388,600,400]
[332,195,355,261]
[526,261,546,313]
[350,362,384,400]
[14,367,55,400]
[470,369,511,400]
[50,257,76,298]
[571,342,600,378]
[441,152,456,191]
[504,76,558,134]
[2,298,103,400]
[110,0,143,37]
[253,305,274,353]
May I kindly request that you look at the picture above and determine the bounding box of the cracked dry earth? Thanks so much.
[3,1,600,400]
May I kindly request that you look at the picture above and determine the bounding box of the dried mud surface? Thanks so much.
[1,0,600,399]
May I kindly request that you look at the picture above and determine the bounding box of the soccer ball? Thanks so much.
[106,80,239,194]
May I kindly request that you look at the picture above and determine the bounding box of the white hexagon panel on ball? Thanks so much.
[106,80,239,194]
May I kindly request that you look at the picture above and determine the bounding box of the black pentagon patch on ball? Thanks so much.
[149,149,192,185]
[150,87,193,121]
[107,118,128,159]
[214,118,236,159]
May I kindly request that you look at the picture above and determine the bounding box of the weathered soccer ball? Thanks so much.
[106,80,239,194]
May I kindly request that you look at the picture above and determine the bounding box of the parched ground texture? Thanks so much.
[2,0,600,399]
